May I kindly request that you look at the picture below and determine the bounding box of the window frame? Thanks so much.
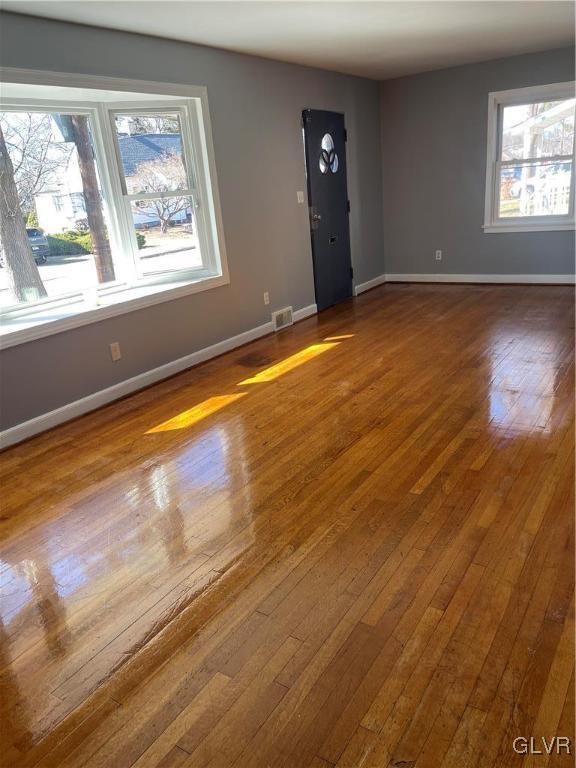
[0,68,229,349]
[106,100,219,282]
[483,81,576,234]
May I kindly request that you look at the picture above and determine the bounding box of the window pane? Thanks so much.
[0,111,117,308]
[114,113,188,195]
[130,197,202,275]
[501,99,575,161]
[499,161,572,218]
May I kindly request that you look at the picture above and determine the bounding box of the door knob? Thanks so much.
[309,206,322,230]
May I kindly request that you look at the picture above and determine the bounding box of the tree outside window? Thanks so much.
[0,110,114,305]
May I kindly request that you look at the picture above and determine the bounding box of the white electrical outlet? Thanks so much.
[297,191,305,204]
[263,291,270,305]
[110,341,122,362]
[435,250,442,261]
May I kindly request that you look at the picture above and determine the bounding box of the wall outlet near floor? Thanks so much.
[435,250,442,261]
[297,190,305,204]
[263,291,270,305]
[109,342,122,362]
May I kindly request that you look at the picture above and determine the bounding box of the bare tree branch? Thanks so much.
[0,112,72,213]
[130,152,191,234]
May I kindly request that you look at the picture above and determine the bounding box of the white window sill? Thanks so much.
[483,221,575,234]
[0,272,229,349]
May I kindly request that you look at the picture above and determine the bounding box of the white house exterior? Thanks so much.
[35,133,191,233]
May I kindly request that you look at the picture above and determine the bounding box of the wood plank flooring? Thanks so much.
[0,284,574,767]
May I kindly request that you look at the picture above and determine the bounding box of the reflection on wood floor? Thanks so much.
[0,284,574,767]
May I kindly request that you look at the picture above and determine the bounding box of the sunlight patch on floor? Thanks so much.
[146,393,247,433]
[323,334,355,341]
[237,342,340,385]
[146,336,351,433]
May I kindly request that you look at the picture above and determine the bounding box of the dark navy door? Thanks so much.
[302,109,353,311]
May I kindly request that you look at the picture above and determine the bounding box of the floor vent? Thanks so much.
[272,306,294,331]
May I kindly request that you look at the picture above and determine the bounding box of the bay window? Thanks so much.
[0,74,227,346]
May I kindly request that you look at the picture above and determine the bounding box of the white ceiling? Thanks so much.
[3,1,574,80]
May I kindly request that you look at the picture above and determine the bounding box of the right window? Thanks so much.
[484,82,576,232]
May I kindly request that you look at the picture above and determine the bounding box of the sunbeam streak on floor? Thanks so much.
[237,342,340,385]
[146,393,246,433]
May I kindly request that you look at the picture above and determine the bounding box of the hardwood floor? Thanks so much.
[0,284,574,768]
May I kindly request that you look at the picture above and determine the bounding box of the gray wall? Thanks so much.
[0,12,384,430]
[380,47,575,276]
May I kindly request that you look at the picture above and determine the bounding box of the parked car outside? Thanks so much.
[26,228,50,264]
[0,228,50,268]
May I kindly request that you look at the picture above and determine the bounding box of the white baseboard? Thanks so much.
[350,272,574,295]
[385,273,575,284]
[354,273,574,289]
[0,303,318,449]
[354,274,387,295]
[293,303,317,321]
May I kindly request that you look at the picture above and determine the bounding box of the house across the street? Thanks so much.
[35,132,191,233]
